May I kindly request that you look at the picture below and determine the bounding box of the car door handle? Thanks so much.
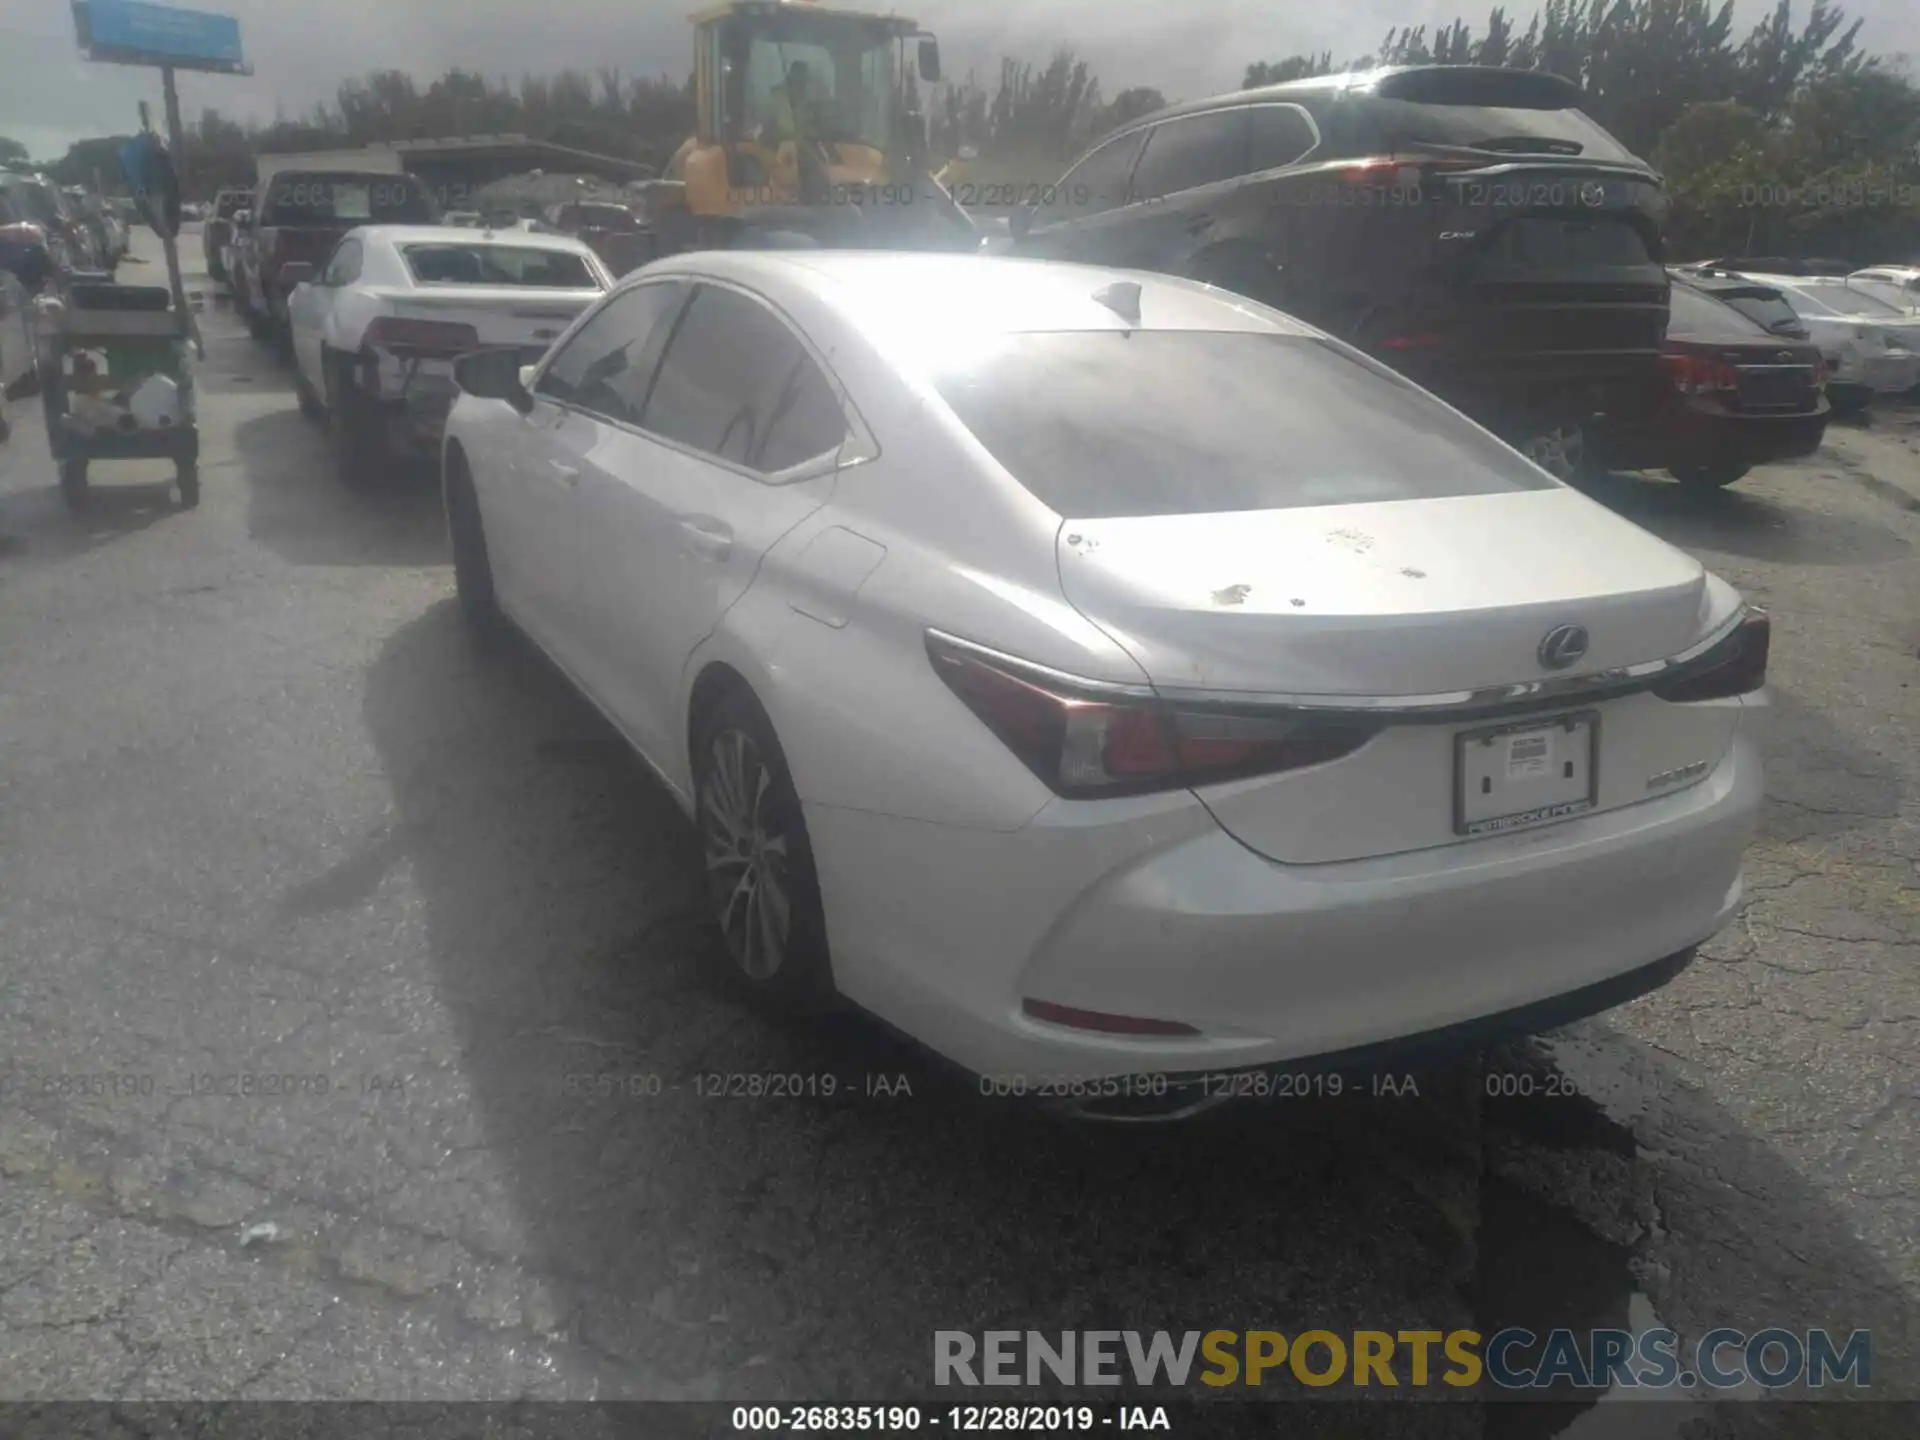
[679,517,733,560]
[1185,214,1213,235]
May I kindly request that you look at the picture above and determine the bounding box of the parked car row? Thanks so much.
[1673,262,1920,414]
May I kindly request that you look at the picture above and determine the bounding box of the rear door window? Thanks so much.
[1129,110,1250,201]
[929,331,1555,518]
[640,284,843,471]
[537,281,689,423]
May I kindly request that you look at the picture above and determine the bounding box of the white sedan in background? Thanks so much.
[284,224,612,481]
[1742,274,1920,406]
[441,252,1767,1118]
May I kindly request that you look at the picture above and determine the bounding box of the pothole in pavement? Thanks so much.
[1475,1037,1708,1438]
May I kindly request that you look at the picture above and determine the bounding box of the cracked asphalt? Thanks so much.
[0,229,1915,1436]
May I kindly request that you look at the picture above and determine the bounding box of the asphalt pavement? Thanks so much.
[0,227,1916,1437]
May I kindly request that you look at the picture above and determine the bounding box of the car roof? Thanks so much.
[352,224,596,253]
[1133,64,1587,128]
[629,251,1320,338]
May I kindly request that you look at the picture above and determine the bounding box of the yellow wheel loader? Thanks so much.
[651,0,979,253]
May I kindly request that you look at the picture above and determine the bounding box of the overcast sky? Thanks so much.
[3,0,1916,161]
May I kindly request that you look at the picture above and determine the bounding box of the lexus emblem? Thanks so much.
[1538,624,1590,669]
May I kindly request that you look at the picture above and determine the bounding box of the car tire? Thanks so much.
[324,349,386,487]
[175,460,200,509]
[245,303,273,341]
[691,686,837,1013]
[1671,462,1749,489]
[445,459,503,640]
[293,362,324,420]
[58,459,88,511]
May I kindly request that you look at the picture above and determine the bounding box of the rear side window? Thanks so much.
[538,281,688,422]
[1037,130,1147,224]
[641,284,845,471]
[930,331,1555,518]
[1130,110,1249,201]
[1245,105,1317,173]
[1668,284,1768,339]
[260,173,433,225]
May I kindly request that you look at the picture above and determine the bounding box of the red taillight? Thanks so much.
[1662,351,1740,395]
[363,316,482,357]
[1339,156,1466,188]
[1651,609,1770,702]
[1378,333,1444,350]
[927,635,1378,798]
[1021,999,1199,1037]
[1813,356,1829,390]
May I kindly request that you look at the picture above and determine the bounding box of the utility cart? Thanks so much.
[38,277,199,510]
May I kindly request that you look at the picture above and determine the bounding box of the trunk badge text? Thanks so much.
[1537,624,1590,670]
[1647,760,1711,792]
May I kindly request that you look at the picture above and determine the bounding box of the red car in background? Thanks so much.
[1582,277,1830,489]
[545,199,654,276]
[234,170,435,340]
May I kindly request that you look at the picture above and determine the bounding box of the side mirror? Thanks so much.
[518,363,540,393]
[454,349,535,412]
[918,38,941,82]
[1009,204,1035,241]
[279,261,316,288]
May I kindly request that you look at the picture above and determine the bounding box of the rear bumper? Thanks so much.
[811,708,1765,1083]
[1588,406,1829,470]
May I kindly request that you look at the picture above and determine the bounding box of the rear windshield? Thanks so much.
[403,243,600,288]
[1794,281,1901,317]
[1713,290,1803,334]
[929,331,1556,519]
[1356,100,1638,163]
[569,204,637,228]
[260,173,433,226]
[1846,277,1918,311]
[1668,284,1770,339]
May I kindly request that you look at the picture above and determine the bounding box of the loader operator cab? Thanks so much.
[678,0,943,229]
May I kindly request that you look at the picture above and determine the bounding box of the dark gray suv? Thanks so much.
[1009,65,1673,449]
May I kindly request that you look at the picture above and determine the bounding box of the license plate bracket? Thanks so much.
[1454,710,1599,837]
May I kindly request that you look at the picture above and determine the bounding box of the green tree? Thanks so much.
[0,136,30,166]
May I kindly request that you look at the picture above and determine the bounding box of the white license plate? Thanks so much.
[1455,712,1598,836]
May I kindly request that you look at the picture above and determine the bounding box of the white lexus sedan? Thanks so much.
[441,252,1768,1112]
[284,225,611,480]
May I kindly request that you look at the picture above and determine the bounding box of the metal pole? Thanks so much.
[158,66,203,358]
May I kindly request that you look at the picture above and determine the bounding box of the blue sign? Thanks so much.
[75,0,246,74]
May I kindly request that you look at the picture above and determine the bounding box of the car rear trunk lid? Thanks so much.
[362,285,601,353]
[1053,489,1736,864]
[1054,488,1708,698]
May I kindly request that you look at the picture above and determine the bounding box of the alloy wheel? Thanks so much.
[699,726,793,981]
